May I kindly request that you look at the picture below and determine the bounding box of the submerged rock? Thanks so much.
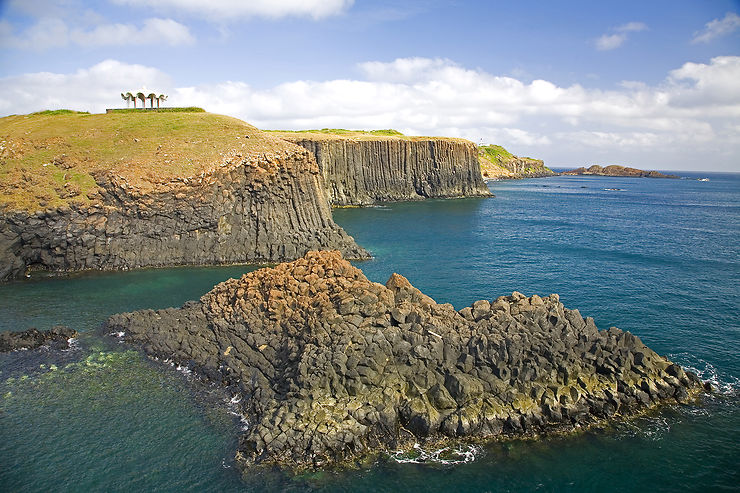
[0,325,77,352]
[105,251,705,469]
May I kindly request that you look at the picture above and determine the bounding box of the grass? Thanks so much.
[31,109,90,116]
[0,110,292,212]
[268,128,404,137]
[477,144,552,177]
[478,144,515,163]
[268,128,469,143]
[106,107,206,114]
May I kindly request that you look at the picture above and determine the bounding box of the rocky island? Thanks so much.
[105,250,706,470]
[0,325,76,352]
[271,129,492,206]
[562,165,679,179]
[478,144,555,180]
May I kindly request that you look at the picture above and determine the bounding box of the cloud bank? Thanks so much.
[1,56,738,170]
[0,17,194,50]
[112,0,355,20]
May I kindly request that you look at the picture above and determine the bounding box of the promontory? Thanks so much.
[0,112,500,281]
[105,250,706,470]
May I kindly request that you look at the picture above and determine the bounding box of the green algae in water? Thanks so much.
[0,350,244,492]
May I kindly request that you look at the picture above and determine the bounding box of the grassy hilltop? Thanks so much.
[478,144,553,178]
[0,110,289,212]
[268,128,471,143]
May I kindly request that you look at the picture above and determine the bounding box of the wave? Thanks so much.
[389,442,481,465]
[668,352,739,396]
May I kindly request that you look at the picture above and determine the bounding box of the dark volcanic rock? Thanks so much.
[278,135,492,205]
[104,251,705,469]
[562,165,679,179]
[0,326,77,352]
[0,146,369,281]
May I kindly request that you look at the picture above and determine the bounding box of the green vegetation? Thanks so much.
[479,144,515,163]
[0,110,284,211]
[106,107,206,114]
[477,144,552,178]
[267,128,405,137]
[31,109,90,116]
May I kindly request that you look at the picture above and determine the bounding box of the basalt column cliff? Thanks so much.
[275,132,492,205]
[0,112,368,281]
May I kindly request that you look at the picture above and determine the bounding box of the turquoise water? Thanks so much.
[1,173,738,491]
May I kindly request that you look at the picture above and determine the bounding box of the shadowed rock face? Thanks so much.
[105,251,705,469]
[280,137,492,205]
[0,148,369,281]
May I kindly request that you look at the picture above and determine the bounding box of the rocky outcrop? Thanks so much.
[478,145,555,180]
[0,146,368,281]
[276,134,492,205]
[563,165,679,179]
[105,250,706,470]
[0,326,76,352]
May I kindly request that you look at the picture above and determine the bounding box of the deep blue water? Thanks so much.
[1,172,738,491]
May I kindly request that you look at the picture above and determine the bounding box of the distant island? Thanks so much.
[562,164,679,179]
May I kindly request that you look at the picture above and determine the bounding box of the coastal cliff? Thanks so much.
[478,145,555,180]
[563,165,679,179]
[106,250,706,470]
[273,131,492,205]
[0,112,368,281]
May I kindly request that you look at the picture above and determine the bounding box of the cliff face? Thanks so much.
[277,134,492,205]
[478,145,555,180]
[106,250,705,469]
[0,145,368,281]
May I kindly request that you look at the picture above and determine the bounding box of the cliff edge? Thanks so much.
[478,145,555,180]
[106,250,706,470]
[0,111,368,281]
[272,130,492,206]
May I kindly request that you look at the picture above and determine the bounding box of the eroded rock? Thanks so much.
[104,250,705,469]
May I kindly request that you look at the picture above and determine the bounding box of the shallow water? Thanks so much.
[1,172,738,491]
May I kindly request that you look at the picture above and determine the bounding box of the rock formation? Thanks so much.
[275,133,492,205]
[105,250,705,469]
[478,145,555,180]
[562,165,679,179]
[0,326,77,352]
[0,114,369,281]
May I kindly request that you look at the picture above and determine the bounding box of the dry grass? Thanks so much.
[0,111,294,212]
[268,129,472,143]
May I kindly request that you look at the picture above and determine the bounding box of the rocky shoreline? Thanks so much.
[104,250,706,470]
[0,326,77,352]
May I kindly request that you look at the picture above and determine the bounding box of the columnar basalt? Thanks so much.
[105,250,706,469]
[0,119,369,281]
[276,134,492,205]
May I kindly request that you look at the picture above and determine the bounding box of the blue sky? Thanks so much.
[1,0,739,171]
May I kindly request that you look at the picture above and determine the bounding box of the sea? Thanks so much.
[1,171,738,492]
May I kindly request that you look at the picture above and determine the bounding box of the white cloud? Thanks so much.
[0,59,172,114]
[0,17,193,50]
[1,56,738,170]
[692,12,740,43]
[71,18,194,46]
[596,21,647,51]
[112,0,354,20]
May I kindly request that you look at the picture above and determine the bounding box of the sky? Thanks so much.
[0,0,739,171]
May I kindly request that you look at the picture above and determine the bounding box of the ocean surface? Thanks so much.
[1,172,738,492]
